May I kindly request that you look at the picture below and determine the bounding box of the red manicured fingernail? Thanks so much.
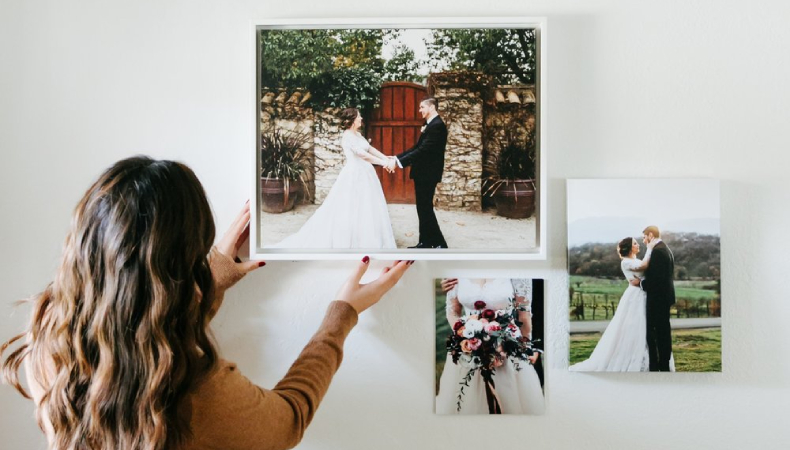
[362,256,370,264]
[258,261,266,267]
[407,260,415,265]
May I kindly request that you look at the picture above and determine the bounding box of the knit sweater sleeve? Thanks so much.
[185,301,359,450]
[206,247,246,320]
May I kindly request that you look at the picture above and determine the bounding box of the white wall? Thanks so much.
[2,1,789,449]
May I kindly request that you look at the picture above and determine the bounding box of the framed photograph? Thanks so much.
[250,17,547,260]
[435,277,545,414]
[566,179,722,372]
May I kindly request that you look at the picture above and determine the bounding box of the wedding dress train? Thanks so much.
[266,130,396,249]
[570,257,675,372]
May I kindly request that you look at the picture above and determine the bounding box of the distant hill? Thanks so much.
[568,217,720,247]
[568,232,720,280]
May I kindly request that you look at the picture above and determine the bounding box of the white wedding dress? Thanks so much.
[436,279,545,415]
[569,258,675,372]
[266,130,396,249]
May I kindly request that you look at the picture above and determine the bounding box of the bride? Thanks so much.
[267,108,396,249]
[570,237,674,372]
[436,278,545,414]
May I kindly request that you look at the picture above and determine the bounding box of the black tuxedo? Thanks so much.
[641,241,676,371]
[396,116,448,247]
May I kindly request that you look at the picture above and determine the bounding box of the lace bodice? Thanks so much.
[448,278,532,313]
[620,258,644,282]
[341,130,372,164]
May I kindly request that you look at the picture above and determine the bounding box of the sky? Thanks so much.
[567,179,721,246]
[381,29,443,78]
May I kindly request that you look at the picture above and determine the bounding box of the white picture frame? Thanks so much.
[250,17,548,260]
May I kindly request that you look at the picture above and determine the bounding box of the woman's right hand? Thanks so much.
[440,278,458,293]
[335,258,412,314]
[215,201,265,274]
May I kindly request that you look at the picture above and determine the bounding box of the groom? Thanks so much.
[632,225,676,371]
[386,97,448,249]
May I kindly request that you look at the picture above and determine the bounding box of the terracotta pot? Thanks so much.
[493,179,536,219]
[260,177,300,213]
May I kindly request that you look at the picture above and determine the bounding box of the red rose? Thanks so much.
[474,300,486,310]
[453,320,464,331]
[482,309,496,320]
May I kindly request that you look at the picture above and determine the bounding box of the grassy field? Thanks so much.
[569,327,722,372]
[569,276,720,321]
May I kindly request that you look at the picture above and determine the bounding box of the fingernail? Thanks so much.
[362,256,370,264]
[407,260,415,265]
[258,261,266,267]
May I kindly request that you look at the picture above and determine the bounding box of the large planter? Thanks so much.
[493,179,536,219]
[260,177,300,213]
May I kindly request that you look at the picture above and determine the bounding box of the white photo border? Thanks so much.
[250,17,548,260]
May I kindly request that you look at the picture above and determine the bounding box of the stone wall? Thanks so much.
[428,73,489,211]
[260,80,536,211]
[260,89,316,204]
[482,87,537,207]
[312,109,345,203]
[260,90,347,205]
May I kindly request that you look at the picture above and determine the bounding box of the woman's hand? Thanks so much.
[336,258,412,314]
[440,278,458,293]
[646,238,657,250]
[215,201,265,274]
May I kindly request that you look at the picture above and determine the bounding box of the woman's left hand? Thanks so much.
[215,201,265,274]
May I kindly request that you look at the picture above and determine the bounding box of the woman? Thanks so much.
[435,278,545,415]
[1,156,411,450]
[570,237,672,372]
[267,108,397,249]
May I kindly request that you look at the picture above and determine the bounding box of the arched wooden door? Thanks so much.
[367,82,427,204]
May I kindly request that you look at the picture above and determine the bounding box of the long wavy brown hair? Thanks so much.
[1,156,219,449]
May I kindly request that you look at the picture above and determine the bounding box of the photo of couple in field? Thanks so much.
[567,179,721,372]
[256,24,542,254]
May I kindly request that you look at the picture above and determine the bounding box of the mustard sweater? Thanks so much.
[181,250,359,449]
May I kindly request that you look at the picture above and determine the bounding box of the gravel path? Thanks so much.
[260,204,537,250]
[570,317,722,334]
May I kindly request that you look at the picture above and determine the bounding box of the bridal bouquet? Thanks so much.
[445,299,540,413]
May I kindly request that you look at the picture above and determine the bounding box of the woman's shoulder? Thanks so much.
[621,257,641,267]
[341,129,360,141]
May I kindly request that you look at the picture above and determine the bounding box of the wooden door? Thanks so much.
[367,82,427,204]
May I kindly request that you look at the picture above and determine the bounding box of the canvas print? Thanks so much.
[435,278,545,414]
[567,179,721,372]
[255,21,543,256]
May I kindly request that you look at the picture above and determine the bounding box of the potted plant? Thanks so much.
[260,126,312,213]
[484,127,536,219]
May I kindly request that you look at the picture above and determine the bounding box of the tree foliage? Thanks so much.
[259,29,388,111]
[568,232,721,280]
[383,44,423,83]
[426,28,537,85]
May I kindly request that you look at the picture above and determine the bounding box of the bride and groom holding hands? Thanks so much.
[269,97,448,250]
[571,226,676,372]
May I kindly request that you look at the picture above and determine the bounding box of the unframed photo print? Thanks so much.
[567,179,721,373]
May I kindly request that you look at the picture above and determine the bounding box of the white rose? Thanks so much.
[463,328,475,339]
[465,319,484,333]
